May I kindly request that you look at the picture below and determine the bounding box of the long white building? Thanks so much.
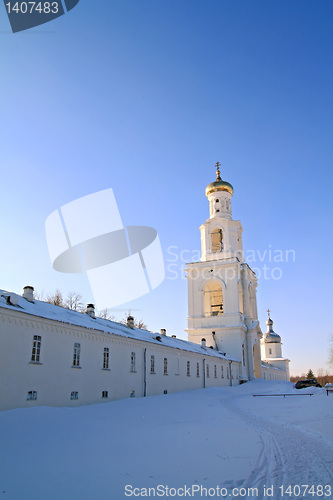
[0,286,241,411]
[0,164,289,411]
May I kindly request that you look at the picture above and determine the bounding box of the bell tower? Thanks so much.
[186,162,263,381]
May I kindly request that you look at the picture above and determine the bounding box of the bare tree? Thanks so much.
[46,289,64,307]
[329,334,333,367]
[65,291,84,312]
[120,311,148,330]
[33,290,45,301]
[97,308,116,321]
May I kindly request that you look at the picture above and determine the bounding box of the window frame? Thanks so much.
[72,343,81,367]
[103,347,110,370]
[27,390,37,401]
[130,352,136,372]
[31,335,41,363]
[150,355,155,374]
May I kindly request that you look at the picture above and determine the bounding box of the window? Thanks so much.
[187,361,190,376]
[211,228,223,253]
[204,281,223,317]
[31,335,41,362]
[103,348,109,369]
[102,391,108,398]
[206,364,210,378]
[164,358,168,375]
[221,366,224,378]
[227,368,229,379]
[215,198,219,203]
[196,362,200,377]
[242,344,246,366]
[130,352,136,372]
[214,365,217,378]
[269,348,272,355]
[27,391,37,400]
[70,391,78,400]
[150,355,155,374]
[163,390,168,394]
[73,343,80,367]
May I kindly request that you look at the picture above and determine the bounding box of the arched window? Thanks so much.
[211,228,223,253]
[204,281,223,317]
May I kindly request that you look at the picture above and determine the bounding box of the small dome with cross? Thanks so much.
[205,162,234,197]
[264,310,281,344]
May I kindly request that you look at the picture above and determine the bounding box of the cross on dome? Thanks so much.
[215,162,222,180]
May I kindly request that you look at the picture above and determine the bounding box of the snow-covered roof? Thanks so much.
[0,290,238,362]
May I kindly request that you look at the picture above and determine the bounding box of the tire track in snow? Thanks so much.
[222,396,333,500]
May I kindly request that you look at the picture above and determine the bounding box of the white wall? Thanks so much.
[0,308,240,411]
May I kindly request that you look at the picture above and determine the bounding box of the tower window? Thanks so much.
[211,228,223,253]
[204,281,223,317]
[215,199,219,202]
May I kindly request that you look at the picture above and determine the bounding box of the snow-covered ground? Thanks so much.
[0,380,332,500]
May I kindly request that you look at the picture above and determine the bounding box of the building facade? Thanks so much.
[0,287,240,411]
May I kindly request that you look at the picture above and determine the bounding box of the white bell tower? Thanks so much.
[186,162,263,381]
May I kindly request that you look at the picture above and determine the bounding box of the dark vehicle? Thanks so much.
[295,379,322,389]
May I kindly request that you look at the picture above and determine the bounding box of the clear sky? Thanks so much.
[1,0,332,376]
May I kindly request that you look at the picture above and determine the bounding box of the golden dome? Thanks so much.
[205,162,234,197]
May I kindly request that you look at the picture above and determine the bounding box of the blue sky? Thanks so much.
[1,0,332,376]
